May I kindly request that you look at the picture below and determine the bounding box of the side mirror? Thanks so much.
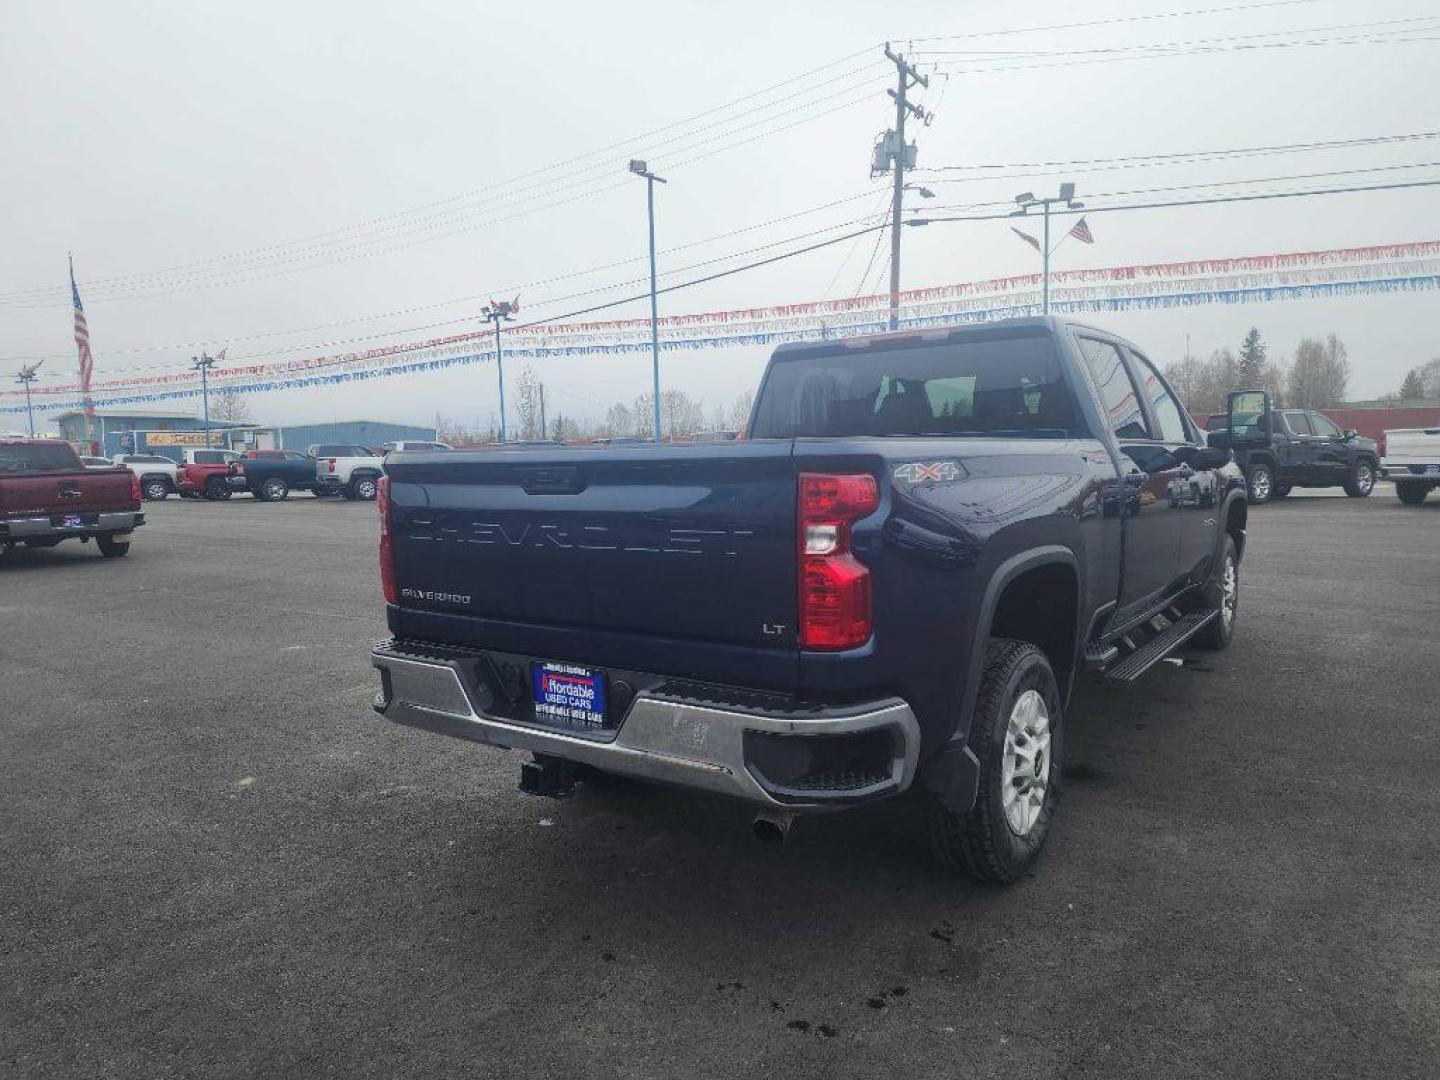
[1344,429,1357,440]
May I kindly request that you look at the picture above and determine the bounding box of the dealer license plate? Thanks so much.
[1425,465,1440,476]
[59,515,85,529]
[532,662,607,730]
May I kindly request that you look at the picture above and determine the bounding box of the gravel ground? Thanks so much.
[2,488,1438,1079]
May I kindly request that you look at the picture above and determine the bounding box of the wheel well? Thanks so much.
[1225,496,1248,560]
[988,563,1079,686]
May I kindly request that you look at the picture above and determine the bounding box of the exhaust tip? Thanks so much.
[752,813,793,845]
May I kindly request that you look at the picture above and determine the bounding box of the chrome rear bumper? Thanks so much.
[370,641,920,811]
[1,511,143,539]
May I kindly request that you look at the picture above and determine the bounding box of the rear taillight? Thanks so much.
[797,472,878,650]
[377,475,396,605]
[129,471,142,504]
[327,458,337,473]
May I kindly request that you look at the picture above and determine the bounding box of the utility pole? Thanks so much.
[538,382,548,441]
[481,298,519,442]
[1010,183,1085,315]
[881,43,929,330]
[191,353,217,447]
[628,159,667,444]
[15,361,43,437]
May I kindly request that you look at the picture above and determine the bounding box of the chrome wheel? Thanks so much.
[1355,463,1374,494]
[265,479,287,500]
[354,478,377,500]
[1002,689,1051,837]
[1220,554,1238,631]
[1249,467,1271,502]
[143,480,169,501]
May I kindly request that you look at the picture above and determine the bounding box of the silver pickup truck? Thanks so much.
[1382,427,1440,504]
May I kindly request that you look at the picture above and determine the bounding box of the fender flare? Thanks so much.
[1215,488,1248,566]
[919,544,1081,813]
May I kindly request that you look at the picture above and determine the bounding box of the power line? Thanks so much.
[21,176,1440,399]
[916,130,1440,175]
[0,59,889,304]
[905,0,1327,44]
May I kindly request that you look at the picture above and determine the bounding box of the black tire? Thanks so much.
[350,475,379,501]
[1272,483,1292,498]
[1396,481,1431,505]
[1343,459,1376,498]
[96,533,130,558]
[1191,534,1239,651]
[925,639,1062,884]
[204,477,232,501]
[258,477,289,502]
[1245,462,1274,504]
[142,477,170,501]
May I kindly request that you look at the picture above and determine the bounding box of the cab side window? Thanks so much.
[1078,337,1149,440]
[1283,411,1313,435]
[1127,350,1189,444]
[1309,413,1342,437]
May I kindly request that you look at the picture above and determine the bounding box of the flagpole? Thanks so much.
[1042,202,1051,316]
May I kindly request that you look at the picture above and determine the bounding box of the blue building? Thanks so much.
[54,409,249,455]
[215,420,437,453]
[60,409,436,460]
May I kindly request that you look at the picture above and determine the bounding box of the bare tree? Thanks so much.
[210,386,252,423]
[1287,335,1350,409]
[729,388,756,432]
[513,366,542,440]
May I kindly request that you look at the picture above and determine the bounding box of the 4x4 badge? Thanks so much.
[893,460,962,484]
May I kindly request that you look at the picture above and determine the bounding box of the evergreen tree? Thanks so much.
[1398,369,1425,400]
[1236,328,1267,387]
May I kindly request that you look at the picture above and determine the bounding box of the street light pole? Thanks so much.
[629,160,667,444]
[191,353,217,447]
[15,361,43,437]
[1011,183,1084,316]
[481,298,519,442]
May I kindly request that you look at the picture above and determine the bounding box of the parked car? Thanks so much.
[369,317,1247,882]
[175,448,248,500]
[111,454,181,501]
[78,456,113,469]
[1,438,143,558]
[309,443,384,500]
[1205,405,1379,503]
[240,449,322,501]
[381,440,452,454]
[1382,427,1440,504]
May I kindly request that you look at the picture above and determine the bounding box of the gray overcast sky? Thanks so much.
[3,0,1438,430]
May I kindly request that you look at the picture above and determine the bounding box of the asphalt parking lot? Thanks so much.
[3,488,1438,1079]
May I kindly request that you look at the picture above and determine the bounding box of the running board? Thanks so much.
[1100,610,1219,684]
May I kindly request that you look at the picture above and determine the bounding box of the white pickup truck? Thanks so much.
[308,442,384,500]
[111,453,182,501]
[1382,427,1440,504]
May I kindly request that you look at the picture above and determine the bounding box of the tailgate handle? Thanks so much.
[518,466,586,495]
[57,486,83,500]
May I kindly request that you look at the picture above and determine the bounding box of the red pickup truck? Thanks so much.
[0,438,144,558]
[175,448,249,500]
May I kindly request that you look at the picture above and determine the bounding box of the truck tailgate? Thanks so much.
[0,470,134,516]
[384,443,798,669]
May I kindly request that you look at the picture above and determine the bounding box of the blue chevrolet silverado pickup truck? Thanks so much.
[369,317,1248,882]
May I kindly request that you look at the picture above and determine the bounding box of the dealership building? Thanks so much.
[52,410,436,459]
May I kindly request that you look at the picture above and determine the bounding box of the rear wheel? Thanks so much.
[1245,462,1274,504]
[142,477,170,501]
[925,639,1062,884]
[1192,535,1239,651]
[204,477,232,500]
[350,475,378,501]
[96,533,130,558]
[1396,481,1431,505]
[1343,459,1376,498]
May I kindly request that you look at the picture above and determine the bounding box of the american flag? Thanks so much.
[69,255,95,425]
[1069,217,1094,244]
